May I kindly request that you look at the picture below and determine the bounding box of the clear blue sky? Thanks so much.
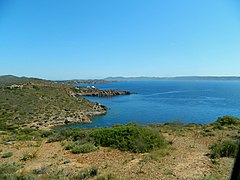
[0,0,240,80]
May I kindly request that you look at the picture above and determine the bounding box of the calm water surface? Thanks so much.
[70,80,240,128]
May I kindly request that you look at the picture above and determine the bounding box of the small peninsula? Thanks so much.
[0,75,132,130]
[73,86,133,97]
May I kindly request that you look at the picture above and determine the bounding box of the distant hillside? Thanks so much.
[55,79,111,85]
[0,75,110,130]
[0,75,46,86]
[104,76,240,81]
[0,79,107,130]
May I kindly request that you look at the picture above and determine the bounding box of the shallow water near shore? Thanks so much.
[70,80,240,128]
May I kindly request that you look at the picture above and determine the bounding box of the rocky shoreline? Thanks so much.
[40,87,134,129]
[26,85,133,130]
[27,102,108,130]
[73,86,134,97]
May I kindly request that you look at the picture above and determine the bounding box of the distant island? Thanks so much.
[104,76,240,81]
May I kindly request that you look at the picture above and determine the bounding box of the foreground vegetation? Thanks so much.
[1,116,240,179]
[0,123,168,179]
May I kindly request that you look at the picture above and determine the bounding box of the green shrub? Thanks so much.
[40,130,53,137]
[4,135,18,142]
[164,121,184,128]
[91,125,166,153]
[97,173,116,180]
[17,134,32,141]
[228,125,240,130]
[202,132,215,137]
[216,116,240,126]
[0,162,21,175]
[47,134,64,143]
[64,142,74,150]
[73,167,98,180]
[201,129,215,137]
[68,130,91,141]
[3,128,42,141]
[71,143,97,154]
[20,151,37,161]
[47,129,79,143]
[2,152,13,158]
[209,141,238,158]
[0,122,18,131]
[211,122,223,130]
[32,166,48,175]
[19,128,35,134]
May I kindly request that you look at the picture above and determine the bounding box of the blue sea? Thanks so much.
[70,80,240,128]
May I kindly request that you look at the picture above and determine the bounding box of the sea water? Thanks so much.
[70,80,240,128]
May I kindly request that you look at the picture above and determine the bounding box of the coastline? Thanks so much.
[25,85,133,130]
[27,101,109,130]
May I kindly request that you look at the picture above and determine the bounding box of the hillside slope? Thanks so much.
[0,81,107,130]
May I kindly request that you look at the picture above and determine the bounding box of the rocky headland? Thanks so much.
[73,86,133,97]
[0,76,133,130]
[28,101,108,130]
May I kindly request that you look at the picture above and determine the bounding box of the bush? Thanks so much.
[32,166,48,175]
[91,125,166,153]
[3,128,42,141]
[47,129,78,143]
[73,167,98,180]
[201,129,215,137]
[0,122,18,131]
[0,162,21,174]
[97,173,116,180]
[216,116,240,126]
[209,141,238,158]
[2,152,13,158]
[164,121,185,128]
[19,128,35,134]
[64,142,74,150]
[47,134,64,143]
[40,130,53,138]
[57,124,166,153]
[20,151,37,161]
[71,143,97,154]
[68,130,91,141]
[211,122,223,130]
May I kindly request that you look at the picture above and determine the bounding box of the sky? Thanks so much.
[0,0,240,80]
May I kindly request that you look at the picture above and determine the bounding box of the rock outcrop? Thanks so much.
[27,102,108,130]
[73,87,133,97]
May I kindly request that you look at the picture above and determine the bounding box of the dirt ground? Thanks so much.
[0,128,235,180]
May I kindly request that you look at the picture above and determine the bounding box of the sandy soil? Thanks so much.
[0,128,235,179]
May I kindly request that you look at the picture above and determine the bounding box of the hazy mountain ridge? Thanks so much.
[104,76,240,81]
[1,75,240,85]
[0,75,47,86]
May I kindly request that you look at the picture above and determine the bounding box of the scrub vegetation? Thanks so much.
[0,75,105,130]
[1,118,239,179]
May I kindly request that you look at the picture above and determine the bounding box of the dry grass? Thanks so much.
[0,125,237,179]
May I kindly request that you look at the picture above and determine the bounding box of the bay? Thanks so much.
[70,80,240,128]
